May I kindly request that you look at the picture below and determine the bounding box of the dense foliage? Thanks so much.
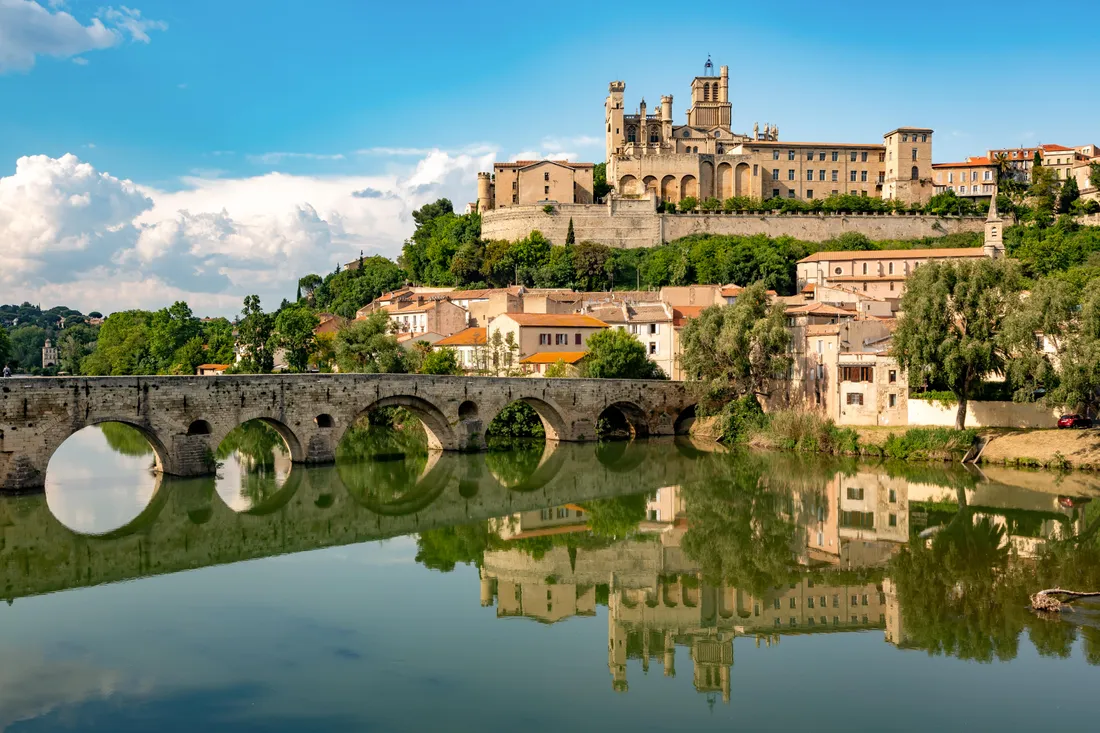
[582,327,666,379]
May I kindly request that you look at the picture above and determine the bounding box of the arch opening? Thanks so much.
[186,419,212,436]
[214,419,294,513]
[458,400,479,420]
[315,413,335,429]
[674,404,697,436]
[347,395,454,452]
[597,402,651,441]
[45,421,164,536]
[484,398,568,489]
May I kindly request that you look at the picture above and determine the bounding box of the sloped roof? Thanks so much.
[798,247,987,263]
[520,351,588,364]
[435,327,487,346]
[499,314,609,328]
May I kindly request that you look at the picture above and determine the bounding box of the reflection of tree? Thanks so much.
[487,402,545,438]
[98,423,154,457]
[484,439,544,488]
[217,420,290,508]
[680,453,807,595]
[336,421,429,502]
[579,494,648,540]
[415,523,492,572]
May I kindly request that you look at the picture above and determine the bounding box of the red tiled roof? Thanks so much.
[932,156,993,168]
[520,351,588,365]
[1041,144,1074,152]
[672,306,706,327]
[798,247,987,263]
[497,313,609,328]
[435,327,486,346]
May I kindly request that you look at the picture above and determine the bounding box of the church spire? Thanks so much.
[983,185,1004,258]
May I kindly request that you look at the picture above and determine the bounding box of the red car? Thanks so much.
[1057,414,1094,429]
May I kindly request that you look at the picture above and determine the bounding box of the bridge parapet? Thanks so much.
[0,375,695,492]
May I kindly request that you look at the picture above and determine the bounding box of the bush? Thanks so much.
[716,395,767,444]
[679,196,698,212]
[763,410,859,454]
[542,204,554,214]
[882,427,978,461]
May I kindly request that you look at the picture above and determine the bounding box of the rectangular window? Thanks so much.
[922,134,927,142]
[861,170,868,182]
[961,171,968,182]
[790,617,797,627]
[807,170,814,181]
[850,170,857,182]
[807,189,814,199]
[862,595,869,606]
[831,170,838,182]
[788,191,795,198]
[773,150,780,160]
[773,598,781,610]
[539,333,550,345]
[832,151,839,162]
[911,148,918,161]
[948,172,954,182]
[753,164,758,176]
[889,513,897,527]
[788,150,795,160]
[788,169,795,180]
[833,616,839,625]
[888,262,894,274]
[772,188,779,198]
[806,151,814,161]
[772,168,779,179]
[889,393,897,408]
[862,151,869,162]
[555,333,567,345]
[544,172,550,181]
[862,263,868,275]
[846,393,864,406]
[832,595,839,608]
[847,487,865,500]
[544,186,550,194]
[790,597,797,609]
[889,489,897,503]
[819,170,827,181]
[512,194,518,204]
[512,181,518,189]
[774,617,781,627]
[808,597,815,609]
[818,152,826,161]
[852,595,858,606]
[851,151,858,162]
[648,323,658,335]
[902,133,908,142]
[648,342,657,355]
[574,333,581,345]
[820,596,827,608]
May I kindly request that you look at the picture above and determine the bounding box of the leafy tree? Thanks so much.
[486,401,545,439]
[312,331,337,372]
[0,327,9,367]
[566,217,576,245]
[1059,174,1080,214]
[1044,279,1100,416]
[415,524,492,572]
[237,295,275,373]
[1029,163,1059,226]
[399,199,481,285]
[1090,162,1100,190]
[149,301,202,372]
[534,244,574,288]
[334,311,406,373]
[298,274,323,302]
[679,195,698,211]
[892,258,1023,429]
[274,303,319,372]
[593,162,611,200]
[582,327,665,379]
[544,359,571,378]
[573,241,612,291]
[420,347,463,375]
[578,494,647,539]
[1000,276,1077,402]
[80,313,151,375]
[202,318,237,365]
[679,282,791,408]
[509,230,552,285]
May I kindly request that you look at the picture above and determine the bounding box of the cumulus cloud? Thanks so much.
[1,147,495,315]
[0,1,166,72]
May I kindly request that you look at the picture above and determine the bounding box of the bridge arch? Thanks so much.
[41,416,173,479]
[598,401,650,439]
[350,394,455,451]
[485,394,568,444]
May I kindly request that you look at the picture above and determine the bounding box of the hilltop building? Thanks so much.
[41,340,58,369]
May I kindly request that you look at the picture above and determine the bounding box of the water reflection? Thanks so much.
[44,424,160,535]
[19,427,1100,694]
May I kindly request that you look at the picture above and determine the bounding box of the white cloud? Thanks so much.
[245,152,347,165]
[100,6,166,43]
[1,147,495,315]
[0,1,165,72]
[70,55,87,65]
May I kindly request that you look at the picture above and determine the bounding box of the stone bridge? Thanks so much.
[0,439,720,601]
[0,374,695,491]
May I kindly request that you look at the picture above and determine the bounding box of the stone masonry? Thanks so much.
[0,374,694,491]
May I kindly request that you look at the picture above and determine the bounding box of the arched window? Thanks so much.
[911,166,919,180]
[627,126,637,143]
[649,127,659,143]
[693,146,699,153]
[717,144,724,154]
[703,83,710,101]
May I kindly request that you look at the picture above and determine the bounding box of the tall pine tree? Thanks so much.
[566,218,576,245]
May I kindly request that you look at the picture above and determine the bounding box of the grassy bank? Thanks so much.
[709,398,979,462]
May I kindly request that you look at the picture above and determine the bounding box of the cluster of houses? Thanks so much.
[932,143,1100,203]
[277,203,1005,428]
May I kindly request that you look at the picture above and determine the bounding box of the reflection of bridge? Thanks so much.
[0,440,713,601]
[0,374,694,490]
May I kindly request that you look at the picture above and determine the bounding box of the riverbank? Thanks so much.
[979,428,1100,470]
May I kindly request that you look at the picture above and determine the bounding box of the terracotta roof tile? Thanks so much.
[435,327,486,346]
[520,351,588,364]
[498,313,609,328]
[798,247,987,263]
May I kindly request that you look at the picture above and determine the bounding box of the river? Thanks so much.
[1,420,1098,731]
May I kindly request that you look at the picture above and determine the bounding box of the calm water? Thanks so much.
[3,422,1099,732]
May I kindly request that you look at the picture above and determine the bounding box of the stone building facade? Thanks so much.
[604,63,934,206]
[477,160,594,211]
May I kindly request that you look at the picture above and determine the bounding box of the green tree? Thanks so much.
[593,162,611,200]
[578,494,647,539]
[1000,276,1077,402]
[1044,279,1100,416]
[80,313,151,375]
[0,327,10,367]
[679,196,698,211]
[202,318,237,365]
[509,230,552,285]
[335,311,406,373]
[1030,163,1059,225]
[892,258,1022,429]
[298,274,323,302]
[420,347,463,375]
[566,217,576,245]
[274,303,319,372]
[237,295,275,373]
[534,244,575,288]
[679,282,791,408]
[582,327,665,379]
[1090,162,1100,190]
[573,241,612,291]
[1059,174,1080,214]
[415,524,492,572]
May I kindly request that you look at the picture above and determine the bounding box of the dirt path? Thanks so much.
[980,428,1100,470]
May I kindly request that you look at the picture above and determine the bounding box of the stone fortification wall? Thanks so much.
[481,203,985,248]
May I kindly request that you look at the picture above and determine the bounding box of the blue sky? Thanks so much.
[2,0,1097,315]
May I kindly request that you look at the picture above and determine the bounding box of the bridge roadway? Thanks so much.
[0,374,695,491]
[0,439,719,601]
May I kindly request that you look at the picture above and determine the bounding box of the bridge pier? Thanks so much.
[0,374,696,493]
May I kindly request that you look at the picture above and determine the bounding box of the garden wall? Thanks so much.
[908,399,1060,429]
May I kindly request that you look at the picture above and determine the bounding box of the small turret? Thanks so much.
[984,186,1005,258]
[476,172,492,213]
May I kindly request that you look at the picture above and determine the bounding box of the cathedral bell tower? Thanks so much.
[686,60,731,131]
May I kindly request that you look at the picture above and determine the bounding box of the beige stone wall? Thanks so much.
[908,399,1060,429]
[482,203,985,248]
[488,315,605,360]
[492,162,594,208]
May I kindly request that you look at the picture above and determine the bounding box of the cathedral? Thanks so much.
[606,60,934,206]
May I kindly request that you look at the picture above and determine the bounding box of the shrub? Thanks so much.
[882,427,978,461]
[542,204,555,214]
[679,196,698,212]
[764,410,860,455]
[716,395,767,444]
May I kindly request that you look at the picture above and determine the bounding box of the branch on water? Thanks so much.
[1030,588,1100,613]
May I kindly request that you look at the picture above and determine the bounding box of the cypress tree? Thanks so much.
[566,217,576,245]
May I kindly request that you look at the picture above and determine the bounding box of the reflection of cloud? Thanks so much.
[45,426,158,535]
[0,652,123,731]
